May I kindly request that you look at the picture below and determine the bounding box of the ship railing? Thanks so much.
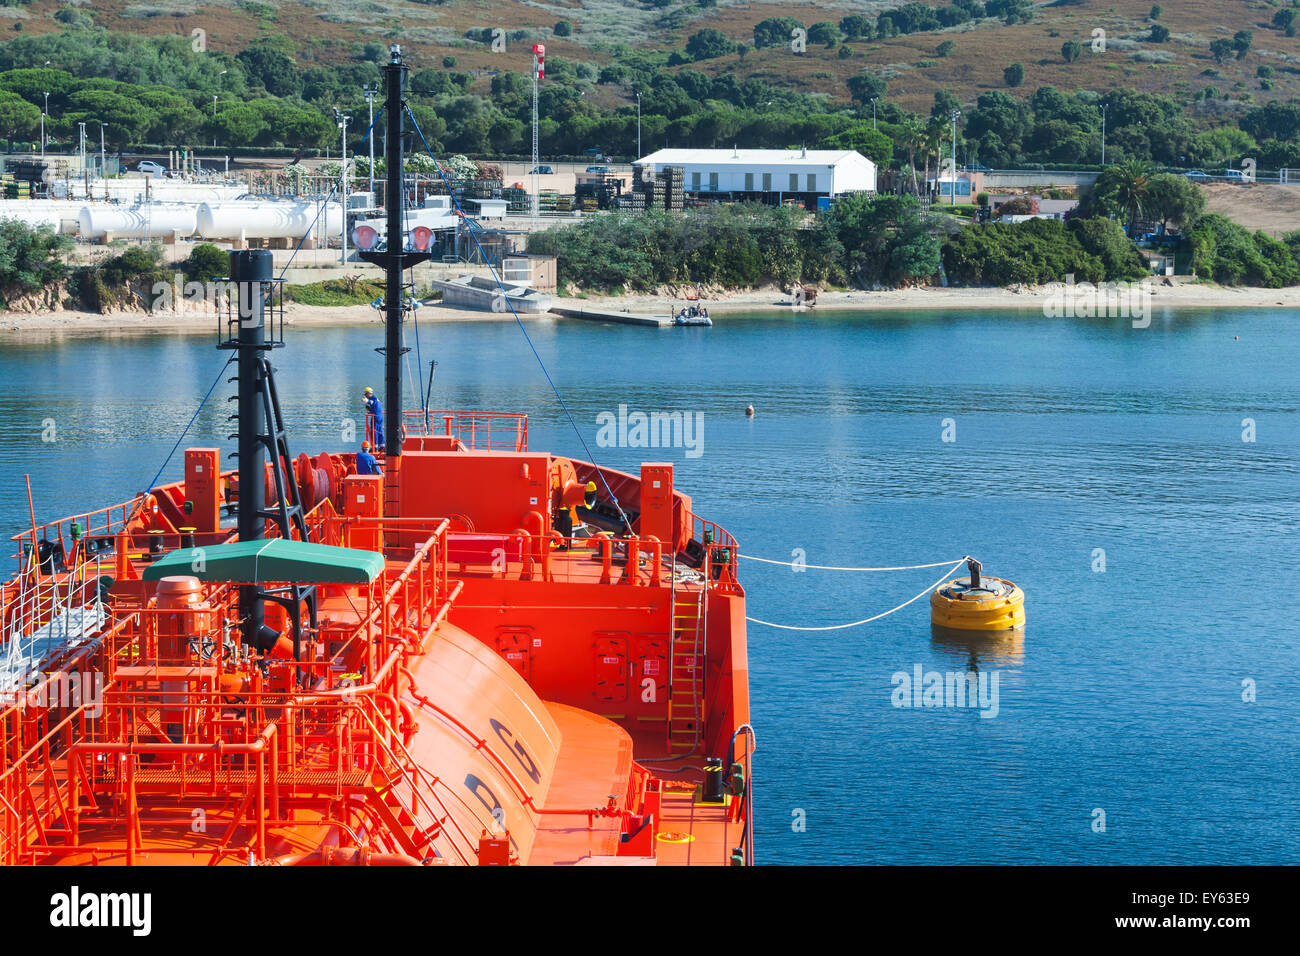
[0,611,132,865]
[399,409,529,452]
[0,521,462,863]
[0,680,461,865]
[7,470,239,569]
[687,511,741,595]
[307,520,453,689]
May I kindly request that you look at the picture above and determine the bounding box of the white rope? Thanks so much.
[745,560,966,631]
[738,553,969,572]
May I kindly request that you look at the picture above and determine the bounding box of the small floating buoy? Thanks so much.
[930,558,1025,631]
[745,404,754,417]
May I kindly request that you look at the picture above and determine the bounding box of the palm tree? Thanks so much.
[923,115,948,195]
[1112,158,1155,235]
[898,118,925,196]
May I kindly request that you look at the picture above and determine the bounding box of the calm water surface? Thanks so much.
[1,306,1296,864]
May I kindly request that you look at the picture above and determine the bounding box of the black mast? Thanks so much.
[359,44,431,458]
[222,251,315,655]
[230,250,270,647]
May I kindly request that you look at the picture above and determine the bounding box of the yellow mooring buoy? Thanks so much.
[930,558,1025,631]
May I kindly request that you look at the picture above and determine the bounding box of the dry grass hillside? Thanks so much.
[3,0,1299,112]
[1200,181,1300,235]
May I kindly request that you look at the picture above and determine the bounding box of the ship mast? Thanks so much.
[359,44,432,459]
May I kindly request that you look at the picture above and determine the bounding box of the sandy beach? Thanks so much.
[2,280,1297,335]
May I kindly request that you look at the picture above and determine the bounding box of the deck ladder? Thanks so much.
[668,586,705,755]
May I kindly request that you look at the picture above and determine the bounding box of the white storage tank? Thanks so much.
[0,200,86,235]
[78,204,199,240]
[197,201,343,241]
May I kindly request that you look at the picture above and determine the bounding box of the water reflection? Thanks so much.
[930,624,1025,669]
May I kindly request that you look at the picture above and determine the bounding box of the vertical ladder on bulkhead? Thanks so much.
[668,586,706,754]
[381,459,402,552]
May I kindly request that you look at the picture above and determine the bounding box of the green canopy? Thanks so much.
[142,538,386,584]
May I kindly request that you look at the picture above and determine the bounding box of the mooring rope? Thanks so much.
[738,554,969,572]
[745,559,966,631]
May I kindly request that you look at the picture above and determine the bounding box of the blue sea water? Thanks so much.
[1,305,1296,864]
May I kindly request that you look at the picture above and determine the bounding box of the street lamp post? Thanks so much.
[1100,103,1108,166]
[949,108,960,205]
[870,97,878,130]
[636,91,641,158]
[77,121,86,198]
[335,110,352,264]
[364,83,377,200]
[41,92,49,161]
[213,70,227,149]
[99,122,106,184]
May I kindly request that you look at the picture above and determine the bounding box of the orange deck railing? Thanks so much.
[0,520,464,866]
[397,409,528,451]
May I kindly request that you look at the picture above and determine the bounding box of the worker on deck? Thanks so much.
[356,441,382,476]
[363,386,385,447]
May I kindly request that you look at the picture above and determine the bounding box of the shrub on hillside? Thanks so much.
[1189,214,1300,286]
[0,219,72,305]
[941,218,1109,285]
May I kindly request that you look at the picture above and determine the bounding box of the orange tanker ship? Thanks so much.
[0,48,752,867]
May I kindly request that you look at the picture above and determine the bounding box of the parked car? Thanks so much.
[585,165,611,173]
[528,165,554,175]
[1183,170,1210,179]
[137,161,165,176]
[1222,168,1248,180]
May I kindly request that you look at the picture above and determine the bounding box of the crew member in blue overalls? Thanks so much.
[363,386,385,448]
[356,440,382,475]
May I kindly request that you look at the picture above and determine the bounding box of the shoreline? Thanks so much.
[3,282,1298,335]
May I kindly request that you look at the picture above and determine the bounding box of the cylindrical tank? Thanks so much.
[197,201,343,240]
[0,200,86,234]
[78,204,199,240]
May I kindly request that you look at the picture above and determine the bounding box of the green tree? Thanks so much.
[823,123,893,167]
[1062,40,1083,62]
[1004,63,1025,88]
[937,40,955,57]
[0,89,41,140]
[1083,159,1155,234]
[1144,173,1205,233]
[0,220,72,305]
[823,192,939,286]
[1069,217,1148,278]
[840,14,873,40]
[1209,38,1234,64]
[182,243,228,283]
[753,17,805,49]
[846,71,887,105]
[1149,4,1162,18]
[1233,30,1253,59]
[685,28,736,61]
[236,45,301,97]
[554,20,573,37]
[1149,24,1170,43]
[808,22,841,47]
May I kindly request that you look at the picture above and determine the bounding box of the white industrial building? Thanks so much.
[633,148,876,201]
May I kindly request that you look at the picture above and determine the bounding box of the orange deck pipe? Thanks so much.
[644,535,663,587]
